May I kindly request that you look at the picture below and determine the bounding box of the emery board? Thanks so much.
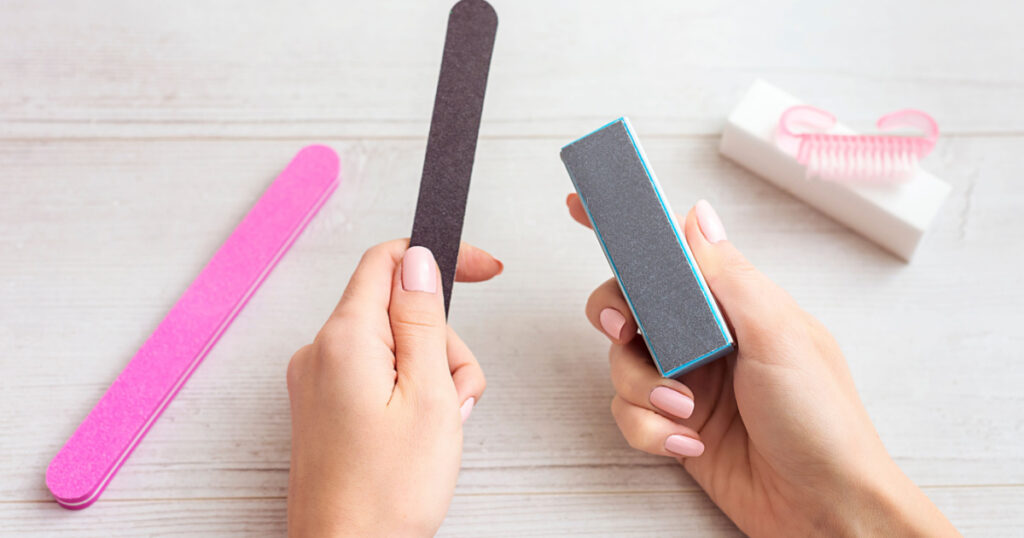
[410,0,497,314]
[45,146,340,509]
[560,118,735,378]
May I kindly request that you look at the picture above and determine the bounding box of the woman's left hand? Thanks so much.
[286,239,503,537]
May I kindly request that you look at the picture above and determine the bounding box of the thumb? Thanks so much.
[682,200,799,342]
[390,246,453,401]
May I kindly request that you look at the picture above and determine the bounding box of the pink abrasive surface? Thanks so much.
[45,145,340,509]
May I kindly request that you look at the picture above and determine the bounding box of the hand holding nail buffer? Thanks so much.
[410,0,498,314]
[561,118,735,378]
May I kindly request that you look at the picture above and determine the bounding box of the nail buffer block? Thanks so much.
[45,145,340,509]
[410,0,497,314]
[561,119,735,378]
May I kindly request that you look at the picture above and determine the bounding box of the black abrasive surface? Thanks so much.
[410,0,497,314]
[560,119,735,377]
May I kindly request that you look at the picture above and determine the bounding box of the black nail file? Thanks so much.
[410,0,498,314]
[560,118,736,378]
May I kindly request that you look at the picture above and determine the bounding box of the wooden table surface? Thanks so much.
[2,0,1022,535]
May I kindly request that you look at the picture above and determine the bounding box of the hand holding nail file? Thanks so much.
[560,119,735,378]
[46,146,340,509]
[410,0,497,314]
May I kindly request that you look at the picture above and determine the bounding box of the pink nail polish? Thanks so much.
[695,200,727,244]
[665,434,705,458]
[599,308,626,340]
[402,246,438,293]
[650,386,694,419]
[460,397,475,423]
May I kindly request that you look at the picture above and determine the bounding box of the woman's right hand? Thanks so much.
[568,195,958,537]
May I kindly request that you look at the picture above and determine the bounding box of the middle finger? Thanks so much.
[610,339,697,422]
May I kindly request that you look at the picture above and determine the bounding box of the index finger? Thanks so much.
[566,193,592,229]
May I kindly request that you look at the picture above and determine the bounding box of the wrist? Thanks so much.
[815,458,958,537]
[288,488,439,537]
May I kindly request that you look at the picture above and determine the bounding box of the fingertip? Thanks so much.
[586,280,638,343]
[682,204,725,286]
[682,205,706,250]
[665,434,705,458]
[450,358,486,403]
[447,327,487,408]
[649,385,695,420]
[460,397,475,423]
[694,199,728,244]
[455,243,504,282]
[400,246,440,294]
[599,307,627,341]
[566,193,592,228]
[599,307,638,343]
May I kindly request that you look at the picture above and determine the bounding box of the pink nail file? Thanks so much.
[45,145,340,510]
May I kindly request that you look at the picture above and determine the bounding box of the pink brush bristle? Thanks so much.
[777,105,939,183]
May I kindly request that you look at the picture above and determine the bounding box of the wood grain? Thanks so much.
[1,0,1023,140]
[1,487,1021,536]
[1,0,1022,534]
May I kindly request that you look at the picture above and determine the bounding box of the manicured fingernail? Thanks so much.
[402,246,437,293]
[599,308,626,340]
[650,386,694,419]
[460,397,475,423]
[665,435,705,458]
[695,199,727,244]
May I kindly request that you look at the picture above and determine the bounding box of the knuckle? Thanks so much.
[610,397,638,443]
[330,295,365,325]
[363,241,397,263]
[391,307,444,333]
[805,314,842,356]
[314,320,347,354]
[586,279,621,313]
[608,343,650,394]
[609,358,633,393]
[721,257,760,287]
[585,283,603,307]
[638,425,661,453]
[623,421,650,451]
[703,250,758,294]
[611,397,658,452]
[416,387,455,417]
[392,316,443,336]
[476,368,488,395]
[738,299,806,353]
[285,345,311,392]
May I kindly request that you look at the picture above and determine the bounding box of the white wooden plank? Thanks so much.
[0,499,289,537]
[1,0,1023,139]
[1,137,1021,508]
[0,486,1020,536]
[443,491,743,537]
[445,486,1024,537]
